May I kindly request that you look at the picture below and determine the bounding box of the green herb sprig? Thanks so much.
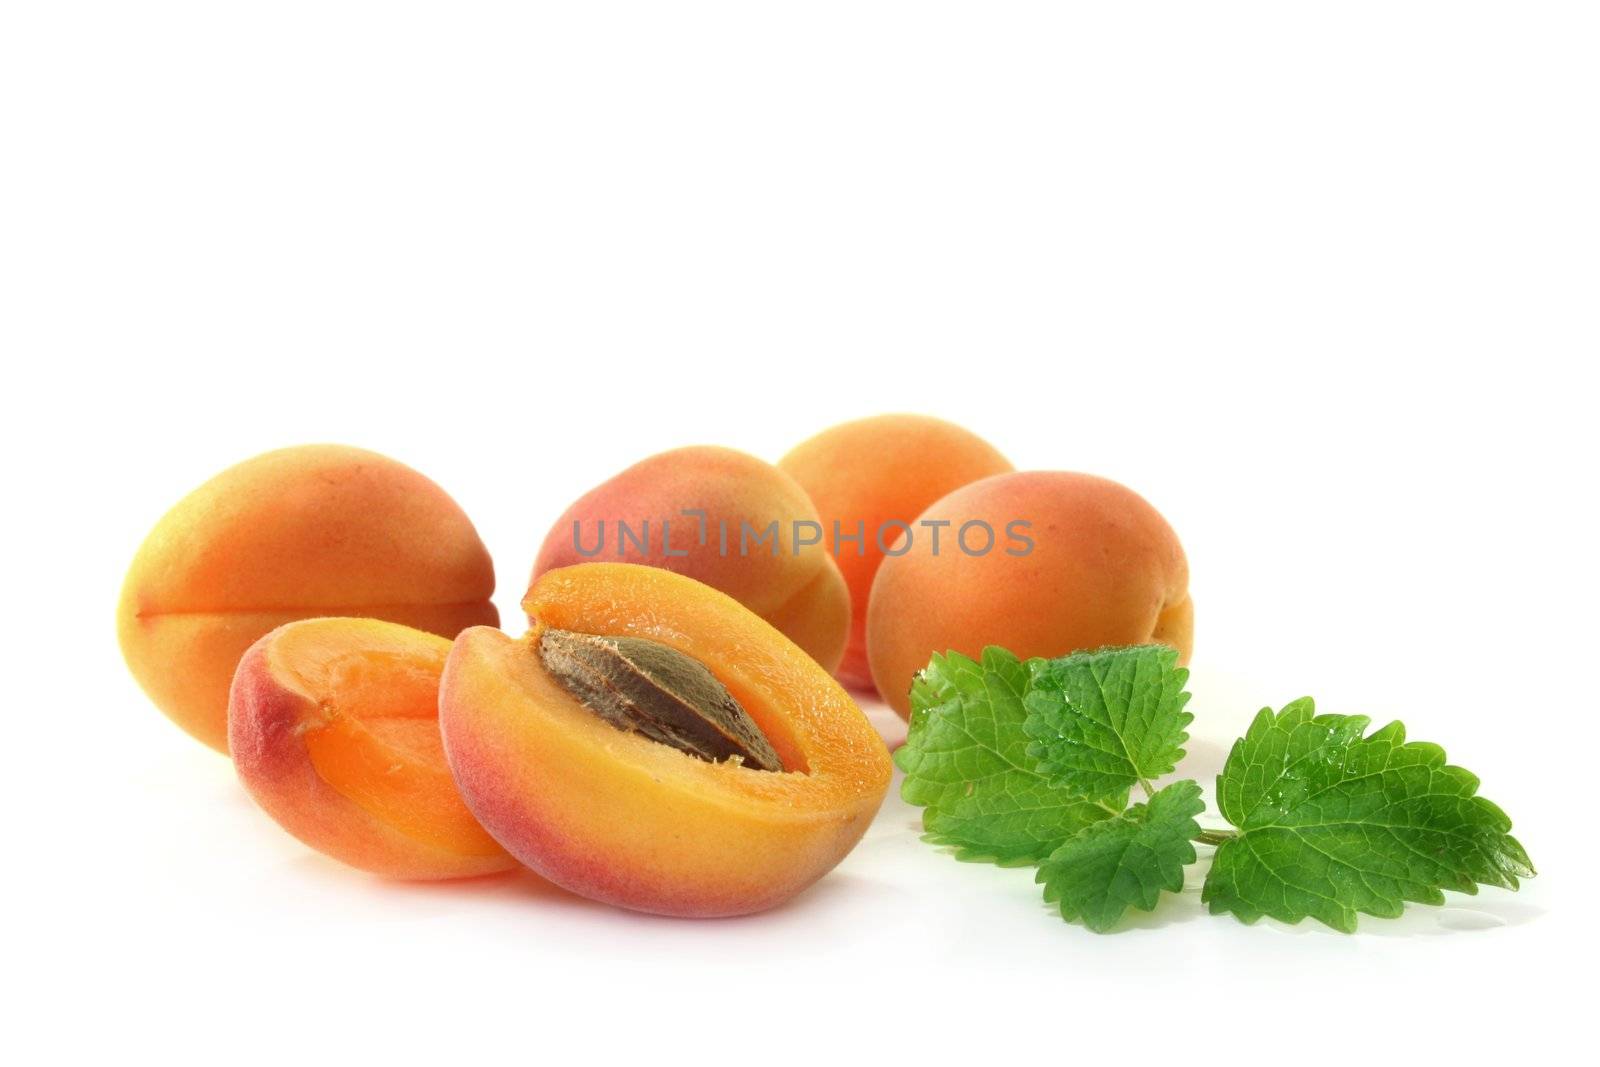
[895,645,1534,933]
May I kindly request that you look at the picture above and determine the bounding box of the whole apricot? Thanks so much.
[779,414,1012,688]
[867,471,1192,716]
[441,563,892,917]
[231,617,516,879]
[118,445,499,752]
[532,446,850,673]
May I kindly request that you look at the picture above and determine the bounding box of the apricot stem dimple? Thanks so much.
[536,629,783,772]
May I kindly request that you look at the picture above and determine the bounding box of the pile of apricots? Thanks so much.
[119,416,1191,917]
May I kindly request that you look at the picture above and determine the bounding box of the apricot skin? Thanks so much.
[531,446,850,674]
[867,471,1193,716]
[779,414,1012,689]
[440,564,892,918]
[117,445,499,752]
[230,618,516,880]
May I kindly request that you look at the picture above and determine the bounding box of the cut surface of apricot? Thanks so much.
[440,563,892,917]
[230,617,515,880]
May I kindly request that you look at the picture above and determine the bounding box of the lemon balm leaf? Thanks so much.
[896,648,1123,865]
[1024,645,1193,801]
[1038,779,1205,932]
[1202,699,1536,932]
[900,644,1536,935]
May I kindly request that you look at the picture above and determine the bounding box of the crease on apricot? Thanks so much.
[118,444,499,752]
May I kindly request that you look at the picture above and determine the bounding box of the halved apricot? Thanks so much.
[230,618,516,880]
[440,563,892,917]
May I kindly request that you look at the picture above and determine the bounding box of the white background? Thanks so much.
[4,2,1596,1063]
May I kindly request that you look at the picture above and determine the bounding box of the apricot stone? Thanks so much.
[867,471,1193,716]
[230,618,516,879]
[440,563,892,917]
[531,446,850,673]
[118,445,499,752]
[779,414,1012,688]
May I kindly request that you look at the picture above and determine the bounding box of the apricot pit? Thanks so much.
[538,629,784,772]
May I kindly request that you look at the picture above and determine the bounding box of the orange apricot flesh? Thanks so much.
[440,564,892,917]
[230,617,516,880]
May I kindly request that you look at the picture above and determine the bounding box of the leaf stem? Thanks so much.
[1193,828,1236,847]
[1138,777,1157,800]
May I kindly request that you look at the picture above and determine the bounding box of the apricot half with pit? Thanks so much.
[230,617,516,880]
[440,563,892,917]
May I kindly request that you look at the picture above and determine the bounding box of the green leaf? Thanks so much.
[1038,779,1205,932]
[896,648,1124,865]
[1024,645,1193,801]
[1202,698,1536,932]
